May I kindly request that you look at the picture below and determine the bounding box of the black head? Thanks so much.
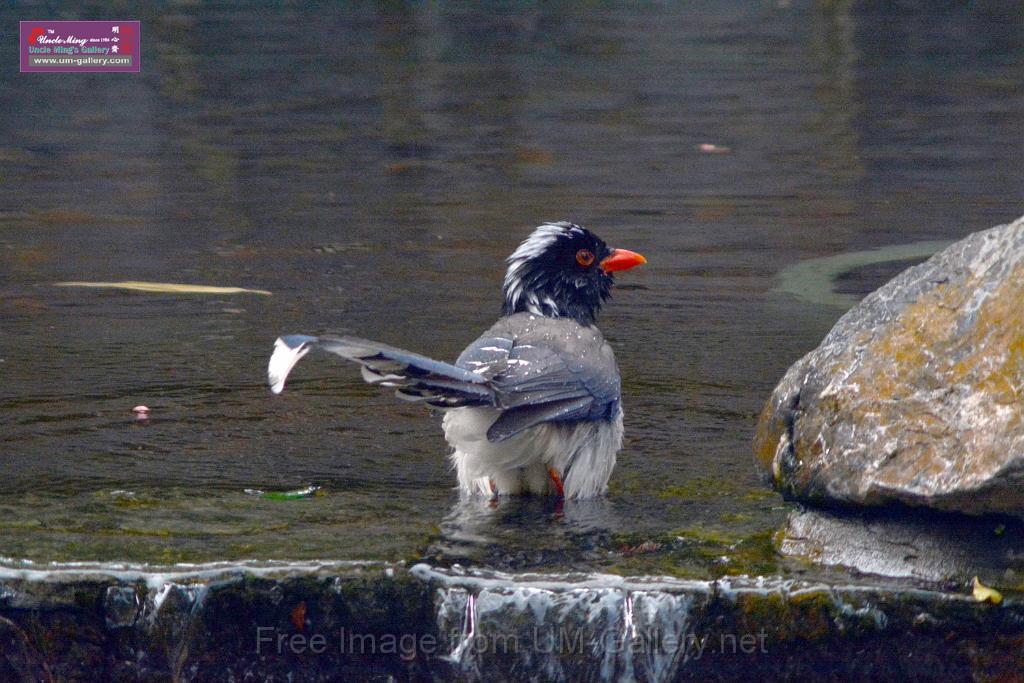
[501,222,646,326]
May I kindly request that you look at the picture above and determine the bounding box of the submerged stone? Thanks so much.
[778,507,1024,586]
[755,216,1024,515]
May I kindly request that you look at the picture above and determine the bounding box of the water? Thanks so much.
[2,2,1023,575]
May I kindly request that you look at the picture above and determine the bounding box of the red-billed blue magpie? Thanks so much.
[267,222,646,499]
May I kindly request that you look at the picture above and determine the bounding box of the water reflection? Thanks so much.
[779,505,1024,588]
[430,495,618,570]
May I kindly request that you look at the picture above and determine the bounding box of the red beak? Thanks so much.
[599,248,647,273]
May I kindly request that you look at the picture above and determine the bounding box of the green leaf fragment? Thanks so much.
[260,486,323,501]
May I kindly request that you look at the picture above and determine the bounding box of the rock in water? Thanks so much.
[778,507,1024,584]
[755,216,1024,515]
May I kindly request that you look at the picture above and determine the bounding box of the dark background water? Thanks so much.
[1,1,1022,574]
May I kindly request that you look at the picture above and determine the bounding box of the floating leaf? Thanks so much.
[260,486,323,501]
[54,281,271,296]
[972,576,1003,604]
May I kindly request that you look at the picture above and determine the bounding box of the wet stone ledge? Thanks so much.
[1,560,1023,681]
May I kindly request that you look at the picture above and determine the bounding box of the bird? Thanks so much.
[267,221,646,499]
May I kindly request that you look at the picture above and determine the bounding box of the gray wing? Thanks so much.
[456,317,621,442]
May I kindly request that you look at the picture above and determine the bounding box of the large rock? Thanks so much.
[755,216,1024,514]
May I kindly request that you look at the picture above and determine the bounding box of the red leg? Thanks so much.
[547,467,565,498]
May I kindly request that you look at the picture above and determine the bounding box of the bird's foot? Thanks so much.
[547,467,565,498]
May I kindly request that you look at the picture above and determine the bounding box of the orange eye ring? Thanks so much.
[576,249,595,267]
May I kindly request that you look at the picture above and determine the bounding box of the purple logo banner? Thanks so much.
[20,20,140,73]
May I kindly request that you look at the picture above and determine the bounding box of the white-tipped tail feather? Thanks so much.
[268,334,495,407]
[268,335,316,394]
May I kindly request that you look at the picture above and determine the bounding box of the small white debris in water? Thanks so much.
[132,405,150,420]
[698,143,731,154]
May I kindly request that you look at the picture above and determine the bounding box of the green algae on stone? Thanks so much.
[595,526,782,580]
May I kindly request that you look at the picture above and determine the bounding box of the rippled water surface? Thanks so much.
[2,2,1023,575]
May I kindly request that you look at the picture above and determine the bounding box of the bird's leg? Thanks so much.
[547,467,565,498]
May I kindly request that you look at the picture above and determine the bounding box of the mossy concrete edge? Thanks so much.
[1,561,1022,681]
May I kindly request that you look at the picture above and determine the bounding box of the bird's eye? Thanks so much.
[576,249,595,267]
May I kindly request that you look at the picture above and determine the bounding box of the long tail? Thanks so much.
[268,334,496,408]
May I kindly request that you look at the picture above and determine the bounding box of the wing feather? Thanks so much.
[456,317,621,442]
